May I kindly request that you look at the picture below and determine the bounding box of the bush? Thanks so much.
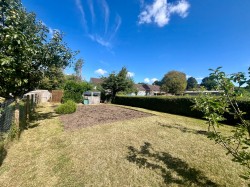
[62,81,92,103]
[113,96,250,123]
[55,100,77,114]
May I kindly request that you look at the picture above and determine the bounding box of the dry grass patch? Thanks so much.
[0,103,248,187]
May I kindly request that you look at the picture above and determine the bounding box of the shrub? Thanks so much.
[55,100,77,114]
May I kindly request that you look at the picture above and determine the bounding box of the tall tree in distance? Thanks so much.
[200,76,217,90]
[186,77,198,90]
[161,71,187,94]
[74,58,84,81]
[101,67,134,100]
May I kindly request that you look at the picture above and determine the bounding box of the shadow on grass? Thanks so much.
[127,142,219,186]
[0,141,7,167]
[158,122,209,136]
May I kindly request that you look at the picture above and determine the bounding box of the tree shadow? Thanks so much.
[158,122,209,136]
[0,145,7,167]
[127,142,219,186]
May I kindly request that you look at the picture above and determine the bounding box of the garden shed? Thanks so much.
[83,91,101,105]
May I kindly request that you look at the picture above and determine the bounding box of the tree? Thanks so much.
[186,77,198,90]
[153,80,162,86]
[63,80,92,103]
[193,67,250,179]
[74,58,84,81]
[200,76,217,90]
[161,71,187,94]
[101,67,134,100]
[0,0,76,98]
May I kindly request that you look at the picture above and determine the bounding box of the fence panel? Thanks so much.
[0,99,15,132]
[51,90,63,103]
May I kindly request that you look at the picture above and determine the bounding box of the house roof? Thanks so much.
[147,85,160,92]
[134,84,160,92]
[90,78,103,85]
[134,84,146,91]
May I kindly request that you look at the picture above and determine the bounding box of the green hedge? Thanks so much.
[113,96,250,123]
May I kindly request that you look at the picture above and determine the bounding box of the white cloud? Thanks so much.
[95,69,107,75]
[151,78,158,83]
[144,78,150,83]
[127,72,135,78]
[186,75,191,79]
[138,0,190,27]
[169,0,190,18]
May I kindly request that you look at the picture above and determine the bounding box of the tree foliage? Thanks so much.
[74,58,84,81]
[186,77,198,90]
[193,67,250,179]
[62,80,92,103]
[161,71,187,94]
[0,0,76,98]
[101,67,134,100]
[200,76,217,90]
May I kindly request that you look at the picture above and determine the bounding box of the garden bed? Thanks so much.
[60,104,153,130]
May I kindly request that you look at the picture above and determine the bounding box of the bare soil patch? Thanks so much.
[60,104,153,130]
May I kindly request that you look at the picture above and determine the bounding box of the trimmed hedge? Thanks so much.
[113,96,250,123]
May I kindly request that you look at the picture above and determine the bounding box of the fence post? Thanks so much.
[14,98,20,129]
[31,94,34,112]
[26,95,30,121]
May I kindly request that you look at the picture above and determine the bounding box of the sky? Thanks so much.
[22,0,250,84]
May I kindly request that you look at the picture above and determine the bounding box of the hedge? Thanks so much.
[113,96,250,124]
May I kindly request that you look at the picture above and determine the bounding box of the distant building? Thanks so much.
[132,84,164,96]
[183,90,224,96]
[90,78,103,90]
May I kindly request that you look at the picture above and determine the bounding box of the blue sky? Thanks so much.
[22,0,250,84]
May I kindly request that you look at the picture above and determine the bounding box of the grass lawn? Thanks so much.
[0,103,248,187]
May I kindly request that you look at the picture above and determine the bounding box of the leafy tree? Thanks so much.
[200,76,217,90]
[193,67,250,179]
[0,0,75,98]
[39,67,65,90]
[101,67,134,100]
[186,77,198,90]
[63,80,92,103]
[161,71,187,94]
[74,58,84,81]
[153,80,162,86]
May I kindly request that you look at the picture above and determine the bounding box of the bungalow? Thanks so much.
[132,84,163,96]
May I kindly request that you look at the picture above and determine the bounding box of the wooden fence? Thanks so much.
[50,90,63,103]
[0,94,38,132]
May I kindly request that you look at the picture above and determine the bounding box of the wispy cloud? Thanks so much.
[100,0,110,34]
[89,34,111,47]
[75,0,88,32]
[75,0,121,49]
[127,72,135,78]
[95,68,108,75]
[138,0,190,27]
[110,15,122,40]
[88,0,95,24]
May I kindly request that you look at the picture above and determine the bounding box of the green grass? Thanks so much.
[0,103,248,187]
